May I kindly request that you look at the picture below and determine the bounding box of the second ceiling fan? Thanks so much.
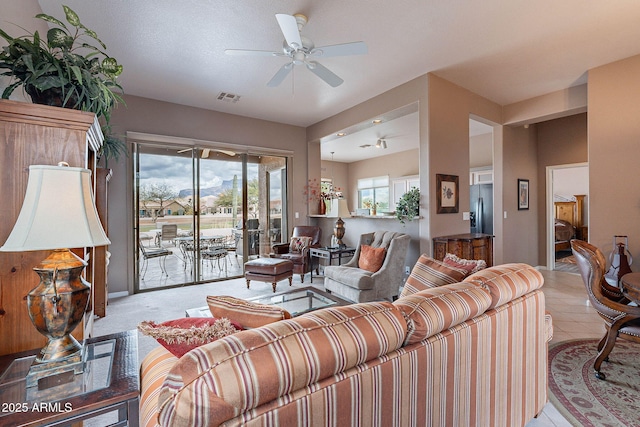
[225,13,367,87]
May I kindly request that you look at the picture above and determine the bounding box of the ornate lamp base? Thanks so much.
[26,249,90,388]
[334,217,346,248]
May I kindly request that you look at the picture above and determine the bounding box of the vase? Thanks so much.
[26,85,79,109]
[318,198,326,215]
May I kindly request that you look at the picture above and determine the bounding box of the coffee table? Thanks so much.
[0,330,139,427]
[186,286,349,318]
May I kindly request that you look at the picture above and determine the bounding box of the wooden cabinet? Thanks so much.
[433,233,494,267]
[0,99,103,356]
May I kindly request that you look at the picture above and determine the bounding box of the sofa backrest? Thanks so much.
[463,263,544,309]
[158,301,408,426]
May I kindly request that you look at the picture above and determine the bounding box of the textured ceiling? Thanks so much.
[34,0,640,130]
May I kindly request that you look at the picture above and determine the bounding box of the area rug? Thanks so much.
[548,339,640,427]
[556,254,577,264]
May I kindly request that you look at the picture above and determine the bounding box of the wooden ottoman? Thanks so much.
[245,258,294,293]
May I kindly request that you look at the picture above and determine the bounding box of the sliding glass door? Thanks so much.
[133,143,288,292]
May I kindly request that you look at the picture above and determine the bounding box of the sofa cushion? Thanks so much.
[394,283,492,345]
[289,236,312,253]
[443,253,487,274]
[463,263,544,309]
[324,265,375,289]
[137,317,241,358]
[400,254,468,297]
[359,244,386,272]
[206,295,292,328]
[158,302,408,427]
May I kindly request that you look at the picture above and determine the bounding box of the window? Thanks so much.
[358,176,389,212]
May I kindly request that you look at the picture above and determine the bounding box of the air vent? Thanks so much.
[216,92,241,103]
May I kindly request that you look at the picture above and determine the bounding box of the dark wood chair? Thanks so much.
[271,226,321,283]
[571,239,640,380]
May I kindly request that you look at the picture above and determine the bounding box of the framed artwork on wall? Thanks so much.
[518,179,529,210]
[436,174,459,214]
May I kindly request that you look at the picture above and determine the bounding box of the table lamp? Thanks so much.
[330,198,351,248]
[0,163,110,387]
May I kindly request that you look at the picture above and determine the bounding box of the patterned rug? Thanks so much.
[548,339,640,427]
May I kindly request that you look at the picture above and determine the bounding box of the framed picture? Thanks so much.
[436,174,459,214]
[518,179,529,210]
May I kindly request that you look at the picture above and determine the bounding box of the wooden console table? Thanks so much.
[433,233,494,267]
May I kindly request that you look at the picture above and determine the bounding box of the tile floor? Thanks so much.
[94,267,604,426]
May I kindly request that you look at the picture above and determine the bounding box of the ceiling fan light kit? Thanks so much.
[225,13,367,88]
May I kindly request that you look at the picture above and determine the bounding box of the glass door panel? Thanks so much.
[134,143,288,292]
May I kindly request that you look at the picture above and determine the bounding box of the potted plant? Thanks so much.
[396,187,420,224]
[0,5,123,124]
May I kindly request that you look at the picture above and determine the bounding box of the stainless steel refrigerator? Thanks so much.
[470,184,493,234]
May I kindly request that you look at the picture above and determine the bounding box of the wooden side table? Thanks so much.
[621,272,640,304]
[0,330,139,427]
[433,233,494,267]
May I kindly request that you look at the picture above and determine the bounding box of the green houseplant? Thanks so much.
[396,187,420,224]
[0,5,124,123]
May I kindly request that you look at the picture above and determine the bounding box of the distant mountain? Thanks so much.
[178,179,235,198]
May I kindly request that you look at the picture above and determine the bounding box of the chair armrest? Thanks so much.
[272,243,290,254]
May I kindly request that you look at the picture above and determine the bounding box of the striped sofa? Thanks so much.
[140,263,551,427]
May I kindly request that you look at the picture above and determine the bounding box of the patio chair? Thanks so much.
[139,240,172,279]
[159,224,178,247]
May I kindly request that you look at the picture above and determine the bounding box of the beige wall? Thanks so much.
[470,133,493,168]
[502,125,539,265]
[535,113,588,263]
[427,74,505,260]
[108,95,306,293]
[588,55,640,267]
[345,149,419,206]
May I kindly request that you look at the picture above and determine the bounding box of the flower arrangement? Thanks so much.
[303,179,341,201]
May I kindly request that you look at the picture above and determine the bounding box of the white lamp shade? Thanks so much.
[0,164,110,252]
[329,199,352,218]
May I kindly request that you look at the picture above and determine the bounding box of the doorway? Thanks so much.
[469,118,494,235]
[546,163,588,271]
[133,143,288,292]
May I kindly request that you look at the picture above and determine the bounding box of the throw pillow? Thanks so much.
[207,295,292,329]
[289,236,313,254]
[359,244,386,272]
[137,317,241,358]
[399,255,468,298]
[443,253,487,274]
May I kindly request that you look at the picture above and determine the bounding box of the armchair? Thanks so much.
[271,226,321,283]
[571,239,640,380]
[324,230,410,302]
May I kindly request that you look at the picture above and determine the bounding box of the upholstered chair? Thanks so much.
[271,226,321,282]
[324,231,410,302]
[571,239,640,380]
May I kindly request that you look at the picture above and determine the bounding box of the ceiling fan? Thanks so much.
[225,13,367,87]
[177,148,236,158]
[360,138,388,149]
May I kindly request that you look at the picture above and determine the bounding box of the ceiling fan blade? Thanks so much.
[225,49,283,57]
[311,41,368,58]
[267,63,293,87]
[306,61,343,87]
[202,148,211,159]
[214,149,236,157]
[276,14,302,49]
[177,148,193,154]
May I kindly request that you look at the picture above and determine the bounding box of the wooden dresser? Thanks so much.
[0,99,103,356]
[433,233,494,267]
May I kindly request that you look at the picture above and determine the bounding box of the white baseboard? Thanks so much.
[108,291,129,299]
